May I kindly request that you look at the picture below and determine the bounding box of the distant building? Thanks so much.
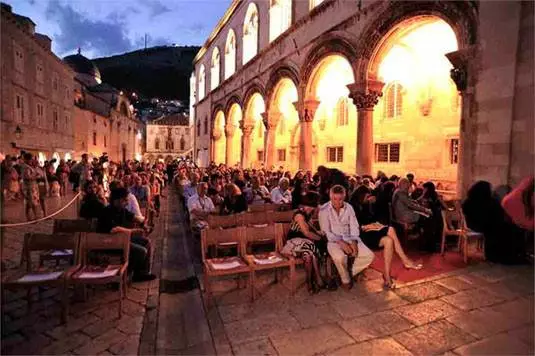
[64,51,144,162]
[0,3,75,163]
[144,114,193,163]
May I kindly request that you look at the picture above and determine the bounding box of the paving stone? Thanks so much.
[434,276,478,292]
[108,335,140,355]
[41,332,91,355]
[270,323,355,356]
[507,324,534,349]
[217,300,290,324]
[339,310,414,343]
[395,282,452,303]
[0,333,24,354]
[10,332,52,355]
[232,338,278,355]
[224,312,301,346]
[117,315,144,335]
[454,332,532,355]
[441,288,505,311]
[328,337,412,356]
[45,314,101,339]
[73,329,127,355]
[395,299,461,326]
[82,317,121,338]
[393,320,475,355]
[447,307,526,338]
[478,281,523,301]
[121,299,146,317]
[487,297,534,325]
[330,291,408,319]
[290,302,342,328]
[126,287,148,304]
[468,266,512,283]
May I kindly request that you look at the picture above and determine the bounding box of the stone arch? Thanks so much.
[211,103,225,126]
[265,63,300,112]
[224,95,243,118]
[354,1,478,81]
[299,32,359,99]
[243,82,266,109]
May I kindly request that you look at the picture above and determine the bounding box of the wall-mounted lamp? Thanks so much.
[14,125,22,139]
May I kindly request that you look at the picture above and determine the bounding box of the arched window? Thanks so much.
[384,82,403,119]
[198,65,206,100]
[210,47,220,91]
[309,0,324,9]
[180,136,186,151]
[336,97,349,126]
[269,0,292,43]
[225,30,236,79]
[243,3,258,65]
[155,137,160,150]
[204,117,208,135]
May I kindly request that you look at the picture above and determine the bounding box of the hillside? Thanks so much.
[93,45,200,101]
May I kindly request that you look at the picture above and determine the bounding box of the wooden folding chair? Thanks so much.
[2,232,81,323]
[70,232,130,318]
[238,212,268,226]
[271,210,295,223]
[249,204,268,213]
[201,227,251,303]
[243,223,296,300]
[389,203,422,245]
[441,203,484,263]
[207,214,239,229]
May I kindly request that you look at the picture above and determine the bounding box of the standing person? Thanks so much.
[34,158,48,217]
[71,154,91,192]
[150,174,162,216]
[291,171,306,209]
[20,153,38,220]
[319,185,375,290]
[56,159,70,197]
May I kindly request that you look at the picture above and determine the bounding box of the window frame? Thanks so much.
[326,146,344,163]
[374,142,401,163]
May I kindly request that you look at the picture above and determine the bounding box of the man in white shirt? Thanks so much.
[187,182,215,230]
[319,185,374,290]
[271,177,292,205]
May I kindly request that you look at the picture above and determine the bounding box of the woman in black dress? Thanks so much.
[350,186,422,289]
[220,183,248,215]
[418,182,447,252]
[281,192,326,294]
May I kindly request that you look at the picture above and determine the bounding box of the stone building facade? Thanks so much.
[64,52,144,162]
[0,3,75,162]
[145,114,193,163]
[192,0,534,196]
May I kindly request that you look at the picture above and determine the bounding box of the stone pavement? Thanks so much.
[1,188,534,355]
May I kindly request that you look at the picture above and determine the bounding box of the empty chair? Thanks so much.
[206,214,239,229]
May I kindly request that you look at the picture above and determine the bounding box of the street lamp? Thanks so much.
[14,125,22,139]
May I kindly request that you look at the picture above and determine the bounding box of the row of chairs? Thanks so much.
[3,219,130,323]
[201,223,299,302]
[248,203,292,213]
[207,209,295,229]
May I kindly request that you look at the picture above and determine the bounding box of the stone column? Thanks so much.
[294,99,320,171]
[348,80,384,176]
[224,124,235,166]
[239,120,254,168]
[261,111,281,169]
[446,46,479,198]
[210,125,222,163]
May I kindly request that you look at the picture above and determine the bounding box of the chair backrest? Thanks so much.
[81,232,130,265]
[238,211,268,226]
[270,210,295,223]
[53,219,96,233]
[200,226,245,262]
[23,232,80,271]
[248,204,267,213]
[263,204,278,212]
[244,223,284,252]
[280,223,291,243]
[207,214,239,229]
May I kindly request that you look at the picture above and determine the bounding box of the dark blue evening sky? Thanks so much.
[9,0,231,59]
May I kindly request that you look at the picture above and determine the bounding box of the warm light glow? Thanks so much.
[269,0,292,42]
[214,111,226,164]
[309,55,354,108]
[211,47,220,90]
[137,131,142,140]
[378,20,458,88]
[64,152,72,161]
[38,152,46,165]
[243,3,259,64]
[225,30,236,79]
[135,153,142,161]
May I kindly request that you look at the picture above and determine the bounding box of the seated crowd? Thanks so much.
[177,162,534,293]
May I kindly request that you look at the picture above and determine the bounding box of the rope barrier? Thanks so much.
[0,192,82,228]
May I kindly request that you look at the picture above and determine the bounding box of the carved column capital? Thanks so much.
[261,111,281,130]
[446,46,478,92]
[294,99,320,122]
[239,120,254,136]
[224,124,235,138]
[347,80,384,111]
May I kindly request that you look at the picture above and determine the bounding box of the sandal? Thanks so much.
[403,261,423,270]
[383,276,396,290]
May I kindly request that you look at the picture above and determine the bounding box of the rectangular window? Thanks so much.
[277,149,286,162]
[375,143,400,163]
[104,135,107,147]
[93,132,97,146]
[52,72,59,91]
[64,113,70,132]
[15,94,24,123]
[450,138,459,164]
[257,150,264,162]
[36,61,44,83]
[13,43,24,73]
[326,146,344,162]
[36,103,44,127]
[53,110,58,130]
